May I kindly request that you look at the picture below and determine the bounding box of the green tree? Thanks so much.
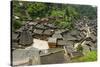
[27,2,47,19]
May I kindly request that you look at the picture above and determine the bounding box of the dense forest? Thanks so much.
[12,1,97,31]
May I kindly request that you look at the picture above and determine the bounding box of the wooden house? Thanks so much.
[48,37,57,48]
[43,29,54,36]
[57,39,66,48]
[52,33,63,39]
[40,48,66,64]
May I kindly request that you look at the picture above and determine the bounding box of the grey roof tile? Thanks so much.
[34,29,43,35]
[48,37,57,44]
[19,30,33,46]
[52,33,63,38]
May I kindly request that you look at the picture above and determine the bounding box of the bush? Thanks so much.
[76,45,83,52]
[13,19,22,30]
[27,2,47,19]
[72,51,97,62]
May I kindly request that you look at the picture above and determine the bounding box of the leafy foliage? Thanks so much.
[12,19,22,31]
[72,5,97,19]
[72,51,97,62]
[27,2,47,19]
[76,45,83,52]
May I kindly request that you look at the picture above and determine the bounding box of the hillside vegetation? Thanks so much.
[12,1,97,31]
